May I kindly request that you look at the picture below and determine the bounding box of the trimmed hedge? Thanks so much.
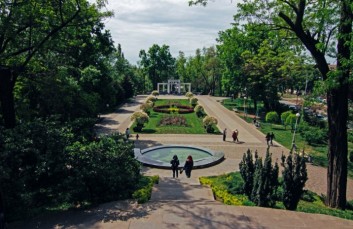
[132,176,159,203]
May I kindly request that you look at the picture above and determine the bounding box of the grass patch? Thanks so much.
[132,99,220,134]
[200,172,353,220]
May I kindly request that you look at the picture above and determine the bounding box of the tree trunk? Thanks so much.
[326,1,351,209]
[0,68,16,128]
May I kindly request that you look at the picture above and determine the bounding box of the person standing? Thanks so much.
[265,133,271,146]
[125,128,130,139]
[223,128,227,141]
[270,132,275,146]
[170,155,180,178]
[234,129,239,142]
[183,155,194,178]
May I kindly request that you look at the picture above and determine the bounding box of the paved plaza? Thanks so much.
[11,95,353,229]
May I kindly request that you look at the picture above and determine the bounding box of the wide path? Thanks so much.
[10,95,353,229]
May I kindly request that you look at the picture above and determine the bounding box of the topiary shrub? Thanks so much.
[285,114,299,131]
[281,152,308,210]
[203,116,218,133]
[281,110,293,129]
[265,111,279,125]
[194,104,205,117]
[131,111,149,131]
[185,92,194,98]
[189,97,198,107]
[151,90,159,97]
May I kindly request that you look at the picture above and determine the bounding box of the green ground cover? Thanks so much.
[131,99,220,134]
[200,172,353,220]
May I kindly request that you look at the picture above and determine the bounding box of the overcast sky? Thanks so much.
[95,0,237,64]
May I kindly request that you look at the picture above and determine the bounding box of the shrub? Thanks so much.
[281,152,308,210]
[194,105,205,117]
[146,95,156,103]
[66,136,141,204]
[151,90,159,96]
[251,149,279,207]
[265,111,279,124]
[140,102,153,113]
[285,114,299,130]
[131,111,149,126]
[132,176,159,203]
[189,97,198,106]
[301,126,327,145]
[239,149,256,198]
[203,116,218,133]
[281,111,293,129]
[185,92,193,98]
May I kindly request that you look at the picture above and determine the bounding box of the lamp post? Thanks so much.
[243,96,247,118]
[291,112,301,152]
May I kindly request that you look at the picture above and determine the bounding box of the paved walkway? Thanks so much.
[10,95,353,229]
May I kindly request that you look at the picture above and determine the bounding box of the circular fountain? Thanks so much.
[134,145,224,169]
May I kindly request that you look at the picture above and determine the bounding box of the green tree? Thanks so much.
[281,152,308,210]
[281,111,293,129]
[139,44,176,90]
[239,149,256,198]
[190,0,352,209]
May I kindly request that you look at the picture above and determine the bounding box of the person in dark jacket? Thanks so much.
[170,155,180,178]
[183,155,194,178]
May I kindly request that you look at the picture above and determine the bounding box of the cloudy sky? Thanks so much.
[95,0,237,64]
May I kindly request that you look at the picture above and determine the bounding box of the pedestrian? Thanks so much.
[235,129,239,142]
[125,128,130,139]
[170,155,180,178]
[265,133,271,146]
[183,155,194,178]
[232,130,236,142]
[270,132,275,146]
[253,117,257,125]
[136,133,139,141]
[223,128,227,141]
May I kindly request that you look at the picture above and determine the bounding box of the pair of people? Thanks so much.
[266,132,275,146]
[232,129,239,142]
[170,155,194,178]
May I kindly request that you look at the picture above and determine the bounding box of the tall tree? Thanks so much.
[139,44,176,90]
[190,0,352,209]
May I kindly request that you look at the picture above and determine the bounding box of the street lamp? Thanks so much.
[291,112,301,152]
[243,96,247,118]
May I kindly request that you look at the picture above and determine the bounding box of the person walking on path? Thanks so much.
[170,155,180,178]
[266,133,271,146]
[136,134,139,141]
[232,129,239,142]
[223,128,227,141]
[183,155,194,178]
[270,132,275,146]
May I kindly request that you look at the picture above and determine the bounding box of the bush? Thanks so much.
[251,149,279,207]
[132,176,159,203]
[203,116,218,133]
[301,126,328,145]
[189,97,198,106]
[265,111,279,124]
[285,114,299,130]
[131,111,149,127]
[66,135,141,204]
[239,149,256,198]
[194,105,205,117]
[151,90,159,96]
[349,151,353,163]
[185,92,193,98]
[281,111,293,129]
[281,152,308,210]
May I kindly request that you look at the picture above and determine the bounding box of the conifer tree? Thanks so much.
[239,149,255,198]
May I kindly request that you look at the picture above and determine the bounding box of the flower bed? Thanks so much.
[153,105,194,114]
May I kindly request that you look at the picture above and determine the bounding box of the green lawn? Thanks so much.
[131,99,220,134]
